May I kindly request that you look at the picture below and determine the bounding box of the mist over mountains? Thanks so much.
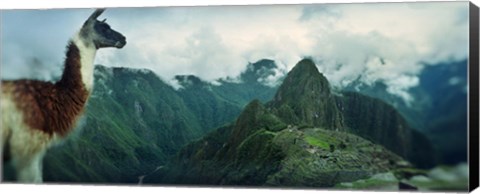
[39,59,278,183]
[343,59,468,164]
[143,58,437,186]
[3,58,465,188]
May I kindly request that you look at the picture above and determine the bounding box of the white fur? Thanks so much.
[1,13,116,183]
[0,31,94,183]
[72,32,97,92]
[1,93,59,183]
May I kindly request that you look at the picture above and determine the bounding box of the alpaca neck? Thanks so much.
[58,33,97,92]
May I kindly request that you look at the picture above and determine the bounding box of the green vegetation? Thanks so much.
[13,57,449,190]
[227,129,284,185]
[337,92,436,168]
[304,136,330,150]
[40,63,278,183]
[43,66,200,183]
[343,60,468,165]
[264,128,402,187]
[268,59,343,129]
[258,114,287,132]
[205,59,279,107]
[142,58,438,188]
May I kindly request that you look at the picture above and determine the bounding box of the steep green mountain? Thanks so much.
[416,60,467,165]
[239,58,278,83]
[268,58,434,167]
[145,58,434,186]
[146,100,404,186]
[343,60,467,164]
[213,59,280,106]
[174,75,242,132]
[267,58,343,130]
[337,92,435,168]
[40,61,278,183]
[3,57,442,186]
[173,59,280,129]
[42,66,203,183]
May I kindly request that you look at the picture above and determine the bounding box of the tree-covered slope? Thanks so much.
[145,58,434,187]
[40,62,278,183]
[146,100,405,187]
[174,75,242,132]
[268,59,344,129]
[337,92,435,168]
[343,60,467,165]
[43,66,204,183]
[268,58,434,167]
[212,59,280,106]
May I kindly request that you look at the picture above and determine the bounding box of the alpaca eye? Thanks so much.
[100,25,110,32]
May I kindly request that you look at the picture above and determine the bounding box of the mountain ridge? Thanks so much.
[268,58,344,130]
[267,58,434,167]
[2,57,460,186]
[38,61,279,183]
[144,58,435,186]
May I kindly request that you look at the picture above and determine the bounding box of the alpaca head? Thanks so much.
[80,9,126,49]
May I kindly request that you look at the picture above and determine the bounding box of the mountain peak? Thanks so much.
[272,58,331,103]
[282,58,329,89]
[174,75,206,88]
[268,59,343,130]
[251,59,276,71]
[241,59,278,84]
[290,58,319,75]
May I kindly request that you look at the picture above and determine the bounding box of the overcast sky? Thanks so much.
[1,2,469,103]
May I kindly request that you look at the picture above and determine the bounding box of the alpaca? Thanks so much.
[1,9,126,183]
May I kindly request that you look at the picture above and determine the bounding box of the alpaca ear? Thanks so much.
[88,8,105,21]
[82,8,105,29]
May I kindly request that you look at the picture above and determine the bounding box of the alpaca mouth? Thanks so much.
[115,40,126,48]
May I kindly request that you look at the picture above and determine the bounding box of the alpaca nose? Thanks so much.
[116,36,127,48]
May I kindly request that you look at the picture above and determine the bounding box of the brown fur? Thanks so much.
[1,42,89,137]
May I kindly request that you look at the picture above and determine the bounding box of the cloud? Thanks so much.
[300,2,468,103]
[1,9,92,80]
[95,5,311,82]
[1,2,469,103]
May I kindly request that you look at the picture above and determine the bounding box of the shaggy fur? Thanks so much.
[1,9,125,183]
[2,43,89,136]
